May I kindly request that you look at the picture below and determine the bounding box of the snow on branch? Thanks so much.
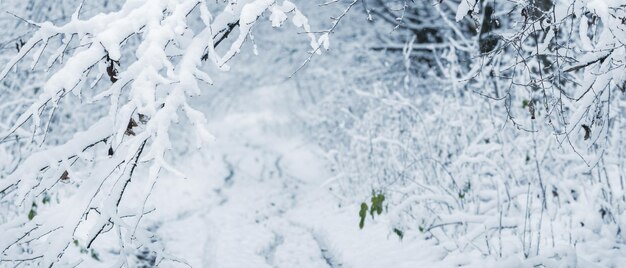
[0,0,322,266]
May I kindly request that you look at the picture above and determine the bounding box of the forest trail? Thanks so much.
[147,83,445,267]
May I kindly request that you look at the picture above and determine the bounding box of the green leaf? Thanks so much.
[359,193,386,229]
[28,202,38,220]
[522,99,529,108]
[370,193,385,218]
[90,249,100,261]
[393,228,404,240]
[27,209,36,220]
[359,202,368,229]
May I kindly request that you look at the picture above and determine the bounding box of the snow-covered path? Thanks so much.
[145,83,446,267]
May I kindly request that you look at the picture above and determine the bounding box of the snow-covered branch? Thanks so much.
[0,0,322,266]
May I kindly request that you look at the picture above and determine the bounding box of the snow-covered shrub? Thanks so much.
[310,0,626,265]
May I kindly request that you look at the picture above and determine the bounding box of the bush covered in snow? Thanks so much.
[308,0,626,266]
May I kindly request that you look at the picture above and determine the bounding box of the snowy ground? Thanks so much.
[143,81,449,267]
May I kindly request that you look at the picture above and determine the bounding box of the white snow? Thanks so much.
[146,84,446,268]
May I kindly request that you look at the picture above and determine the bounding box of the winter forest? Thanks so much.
[0,0,625,267]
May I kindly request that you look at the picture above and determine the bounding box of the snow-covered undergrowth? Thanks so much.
[313,82,626,266]
[307,0,626,266]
